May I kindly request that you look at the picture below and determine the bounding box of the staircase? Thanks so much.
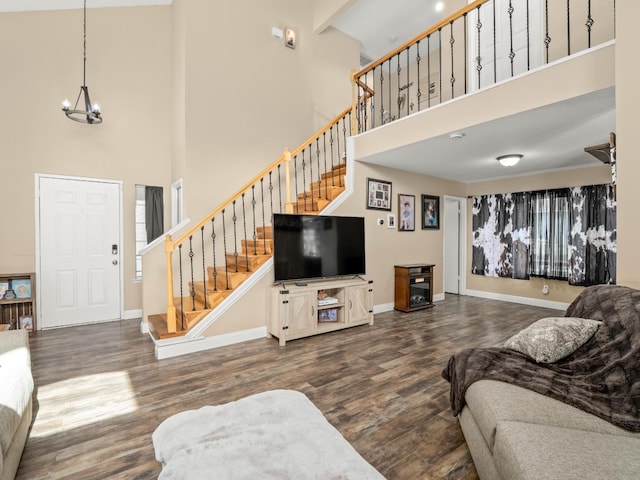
[148,162,347,340]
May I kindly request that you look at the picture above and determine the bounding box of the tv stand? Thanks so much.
[267,278,374,346]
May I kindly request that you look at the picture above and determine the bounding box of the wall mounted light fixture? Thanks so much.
[496,154,523,167]
[285,28,296,49]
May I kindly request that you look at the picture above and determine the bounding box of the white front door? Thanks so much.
[38,176,122,328]
[468,0,543,91]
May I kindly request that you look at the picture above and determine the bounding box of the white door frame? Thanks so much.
[35,173,124,328]
[443,195,467,295]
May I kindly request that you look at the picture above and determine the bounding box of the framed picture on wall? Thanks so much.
[366,178,392,211]
[421,194,440,229]
[398,194,415,231]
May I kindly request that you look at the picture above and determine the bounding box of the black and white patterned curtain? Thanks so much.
[471,192,530,279]
[568,184,617,286]
[472,184,616,286]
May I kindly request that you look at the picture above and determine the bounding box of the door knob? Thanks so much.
[112,260,118,265]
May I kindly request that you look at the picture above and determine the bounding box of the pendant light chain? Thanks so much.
[83,0,87,87]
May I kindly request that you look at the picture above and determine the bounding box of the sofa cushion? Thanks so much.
[464,380,637,453]
[0,329,31,369]
[503,316,601,363]
[0,366,34,456]
[493,421,640,480]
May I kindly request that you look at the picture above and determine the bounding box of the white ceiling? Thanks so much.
[4,0,614,183]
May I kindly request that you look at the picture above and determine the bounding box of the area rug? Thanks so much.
[152,389,386,479]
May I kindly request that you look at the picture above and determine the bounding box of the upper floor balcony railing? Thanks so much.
[352,0,616,133]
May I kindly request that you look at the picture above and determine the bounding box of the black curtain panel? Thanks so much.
[568,184,617,286]
[145,186,164,244]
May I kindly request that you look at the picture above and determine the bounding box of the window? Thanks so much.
[530,190,569,280]
[135,185,164,279]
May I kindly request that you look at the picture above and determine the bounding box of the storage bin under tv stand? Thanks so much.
[267,277,374,346]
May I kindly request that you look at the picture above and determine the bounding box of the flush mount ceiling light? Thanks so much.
[61,0,102,124]
[496,154,523,167]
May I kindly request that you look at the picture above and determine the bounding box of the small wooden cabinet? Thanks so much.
[268,278,374,346]
[394,264,434,312]
[0,272,36,334]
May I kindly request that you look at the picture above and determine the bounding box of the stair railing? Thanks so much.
[163,107,353,333]
[352,0,616,133]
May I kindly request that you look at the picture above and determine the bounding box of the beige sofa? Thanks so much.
[460,379,640,480]
[457,284,640,480]
[0,330,33,480]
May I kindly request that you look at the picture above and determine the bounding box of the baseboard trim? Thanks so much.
[466,289,569,311]
[373,303,394,314]
[123,309,142,320]
[154,326,268,360]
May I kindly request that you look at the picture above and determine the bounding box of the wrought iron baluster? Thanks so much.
[231,200,239,273]
[476,6,482,88]
[567,0,571,55]
[544,0,551,63]
[241,192,249,273]
[388,59,392,119]
[302,148,308,211]
[251,186,257,255]
[396,53,401,120]
[463,13,468,94]
[428,34,432,107]
[178,244,185,329]
[222,209,230,288]
[268,171,274,219]
[379,63,385,124]
[508,1,515,77]
[356,78,362,133]
[416,40,421,111]
[369,68,375,129]
[492,0,497,83]
[322,133,328,199]
[438,28,443,100]
[315,140,321,201]
[210,218,217,292]
[586,0,593,48]
[188,236,195,311]
[330,126,336,187]
[293,155,300,213]
[342,116,348,187]
[363,71,369,131]
[200,226,207,309]
[450,21,456,98]
[260,178,266,255]
[526,0,530,71]
[335,128,340,188]
[406,47,410,117]
[277,164,283,213]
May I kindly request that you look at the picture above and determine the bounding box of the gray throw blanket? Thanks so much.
[442,284,640,432]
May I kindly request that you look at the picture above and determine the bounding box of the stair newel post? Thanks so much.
[164,234,177,334]
[284,147,294,214]
[350,69,358,135]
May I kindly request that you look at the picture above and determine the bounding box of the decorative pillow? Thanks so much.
[503,317,602,363]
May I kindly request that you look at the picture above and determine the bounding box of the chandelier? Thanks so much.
[61,0,102,124]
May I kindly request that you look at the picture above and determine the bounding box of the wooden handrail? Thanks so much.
[289,106,352,158]
[355,0,489,78]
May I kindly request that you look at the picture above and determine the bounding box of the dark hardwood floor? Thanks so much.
[16,295,563,480]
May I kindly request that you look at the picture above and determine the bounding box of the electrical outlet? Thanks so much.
[377,218,384,226]
[542,284,549,295]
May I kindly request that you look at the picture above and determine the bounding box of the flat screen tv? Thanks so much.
[272,213,366,282]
